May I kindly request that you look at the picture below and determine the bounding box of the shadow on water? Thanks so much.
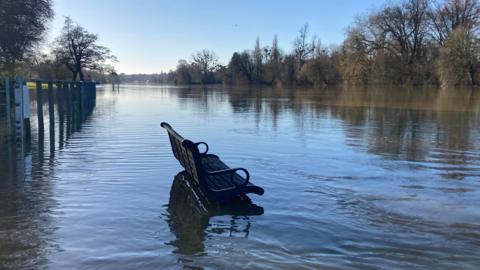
[165,171,263,259]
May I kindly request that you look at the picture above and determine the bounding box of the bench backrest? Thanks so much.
[161,122,204,184]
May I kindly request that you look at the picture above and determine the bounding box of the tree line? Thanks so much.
[172,0,480,87]
[0,0,116,82]
[2,0,479,87]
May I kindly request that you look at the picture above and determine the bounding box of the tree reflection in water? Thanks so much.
[175,85,479,178]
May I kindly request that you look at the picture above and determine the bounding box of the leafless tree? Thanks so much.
[438,26,478,85]
[53,17,116,81]
[253,37,264,82]
[430,0,480,44]
[265,35,283,84]
[270,35,281,63]
[191,49,219,83]
[293,24,316,68]
[369,0,430,64]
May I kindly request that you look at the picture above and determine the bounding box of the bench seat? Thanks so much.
[201,155,264,201]
[161,122,264,203]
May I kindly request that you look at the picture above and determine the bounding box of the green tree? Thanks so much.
[0,0,53,76]
[175,59,193,84]
[228,51,254,84]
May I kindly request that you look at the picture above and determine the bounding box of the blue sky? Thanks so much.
[50,0,382,74]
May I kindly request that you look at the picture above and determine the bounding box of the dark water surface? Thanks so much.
[1,85,479,269]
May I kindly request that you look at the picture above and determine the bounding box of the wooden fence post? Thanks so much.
[36,81,44,137]
[6,78,96,155]
[5,77,12,141]
[47,81,55,155]
[57,81,65,149]
[79,81,84,120]
[65,82,72,137]
[74,82,80,129]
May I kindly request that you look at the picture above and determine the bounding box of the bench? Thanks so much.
[161,122,264,203]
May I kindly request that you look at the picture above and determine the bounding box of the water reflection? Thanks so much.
[0,140,54,269]
[175,85,479,178]
[0,85,479,269]
[0,87,97,269]
[166,171,263,262]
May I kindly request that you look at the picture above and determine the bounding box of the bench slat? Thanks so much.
[161,122,264,202]
[202,156,246,189]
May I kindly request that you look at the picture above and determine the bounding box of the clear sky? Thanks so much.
[49,0,383,74]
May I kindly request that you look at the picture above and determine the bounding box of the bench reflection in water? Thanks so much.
[166,171,263,255]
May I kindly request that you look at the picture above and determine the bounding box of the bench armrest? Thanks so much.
[207,168,250,186]
[195,142,209,154]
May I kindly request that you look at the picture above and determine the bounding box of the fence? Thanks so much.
[0,77,11,142]
[0,77,96,145]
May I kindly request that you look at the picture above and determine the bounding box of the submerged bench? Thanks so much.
[161,122,264,203]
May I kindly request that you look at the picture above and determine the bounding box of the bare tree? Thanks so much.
[349,0,432,84]
[53,17,116,81]
[438,26,478,85]
[293,24,316,69]
[0,0,53,76]
[191,49,219,83]
[265,35,283,84]
[253,37,264,82]
[430,0,480,45]
[270,35,282,63]
[341,27,372,84]
[370,0,430,64]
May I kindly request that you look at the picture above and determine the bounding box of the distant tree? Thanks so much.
[175,59,193,84]
[32,54,71,80]
[228,51,254,84]
[53,17,116,81]
[0,0,54,76]
[355,0,431,84]
[171,0,480,87]
[439,26,479,85]
[430,0,480,85]
[253,37,264,83]
[430,0,480,45]
[270,35,282,63]
[191,49,219,83]
[370,0,430,64]
[340,27,371,84]
[283,55,297,84]
[302,42,341,86]
[265,35,283,85]
[293,24,316,69]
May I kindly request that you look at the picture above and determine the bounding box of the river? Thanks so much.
[0,85,479,269]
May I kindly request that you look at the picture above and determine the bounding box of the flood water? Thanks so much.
[1,85,480,269]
